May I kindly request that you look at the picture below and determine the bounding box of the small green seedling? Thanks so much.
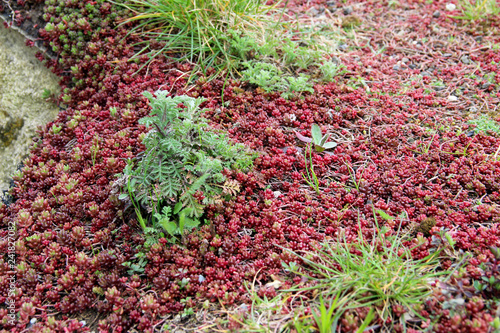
[51,124,62,135]
[110,107,118,118]
[42,89,52,99]
[296,124,337,152]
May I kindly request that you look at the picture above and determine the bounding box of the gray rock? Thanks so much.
[421,71,432,77]
[443,53,452,57]
[402,57,410,63]
[393,64,401,71]
[433,10,441,18]
[330,56,340,64]
[482,83,491,90]
[338,43,348,51]
[433,86,446,91]
[0,23,61,197]
[326,0,336,11]
[343,6,353,15]
[0,109,23,148]
[409,64,417,69]
[461,56,471,64]
[309,7,320,17]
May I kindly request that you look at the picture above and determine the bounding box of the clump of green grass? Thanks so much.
[451,0,500,21]
[117,0,278,74]
[116,0,346,97]
[213,210,455,332]
[220,286,374,332]
[281,245,442,330]
[282,233,442,326]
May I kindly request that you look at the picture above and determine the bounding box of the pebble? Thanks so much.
[343,6,353,15]
[327,109,334,119]
[421,71,431,77]
[330,56,340,64]
[433,10,441,18]
[433,86,446,91]
[446,4,456,11]
[448,95,458,101]
[338,43,348,51]
[443,53,452,57]
[469,106,478,112]
[402,57,409,63]
[409,64,417,69]
[309,7,320,16]
[460,56,471,64]
[393,64,401,71]
[326,0,336,10]
[481,83,491,90]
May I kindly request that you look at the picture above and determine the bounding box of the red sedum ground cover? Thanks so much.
[1,0,500,332]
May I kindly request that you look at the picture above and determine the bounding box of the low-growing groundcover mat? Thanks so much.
[1,0,500,332]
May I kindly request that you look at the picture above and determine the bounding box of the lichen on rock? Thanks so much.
[0,23,60,198]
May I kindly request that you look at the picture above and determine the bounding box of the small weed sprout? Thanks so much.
[242,62,315,99]
[295,123,337,152]
[295,124,337,196]
[109,106,118,118]
[282,75,314,99]
[41,88,52,99]
[51,124,62,135]
[241,61,284,92]
[303,145,321,195]
[468,114,500,135]
[319,61,347,82]
[282,40,323,69]
[226,30,261,61]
